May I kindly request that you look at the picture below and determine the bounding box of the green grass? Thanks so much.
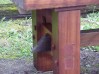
[0,4,17,11]
[0,17,33,59]
[81,12,99,51]
[0,0,18,16]
[0,0,12,4]
[0,1,33,59]
[81,12,99,30]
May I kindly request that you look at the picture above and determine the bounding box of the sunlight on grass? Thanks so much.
[81,12,99,51]
[0,18,33,59]
[81,12,99,30]
[0,0,12,4]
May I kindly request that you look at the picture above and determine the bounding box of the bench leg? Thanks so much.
[32,9,80,74]
[58,10,80,74]
[52,10,80,74]
[32,10,53,71]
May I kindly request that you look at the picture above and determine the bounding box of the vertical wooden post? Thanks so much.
[32,10,53,71]
[52,11,59,74]
[32,9,80,74]
[32,10,37,61]
[57,10,80,74]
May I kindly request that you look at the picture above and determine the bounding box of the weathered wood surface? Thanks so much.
[81,29,99,46]
[32,10,53,71]
[52,11,59,74]
[12,0,99,10]
[58,10,80,74]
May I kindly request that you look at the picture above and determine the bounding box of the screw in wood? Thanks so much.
[34,25,37,30]
[52,44,56,50]
[33,35,35,39]
[54,60,59,66]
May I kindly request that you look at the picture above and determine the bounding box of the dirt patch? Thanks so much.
[0,50,99,74]
[0,59,53,74]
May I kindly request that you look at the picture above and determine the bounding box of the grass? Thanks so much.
[0,1,18,16]
[0,4,16,11]
[0,0,12,4]
[0,17,33,59]
[81,12,99,51]
[81,12,99,30]
[0,0,33,59]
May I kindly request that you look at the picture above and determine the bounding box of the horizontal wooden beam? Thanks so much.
[12,0,99,10]
[81,29,99,47]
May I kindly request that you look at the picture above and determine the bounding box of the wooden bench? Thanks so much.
[12,0,99,74]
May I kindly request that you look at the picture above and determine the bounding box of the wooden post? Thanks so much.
[52,11,59,74]
[52,9,80,74]
[33,9,81,74]
[32,10,53,71]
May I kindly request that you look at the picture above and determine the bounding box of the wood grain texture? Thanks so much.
[52,11,59,74]
[34,52,53,71]
[36,10,52,40]
[12,0,99,10]
[58,10,80,74]
[81,31,99,47]
[32,10,53,71]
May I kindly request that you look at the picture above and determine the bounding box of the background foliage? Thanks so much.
[0,18,33,59]
[0,0,12,4]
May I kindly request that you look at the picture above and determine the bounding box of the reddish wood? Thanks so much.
[12,0,99,10]
[55,6,85,11]
[81,31,99,46]
[58,10,80,74]
[34,52,53,71]
[33,10,53,71]
[36,10,52,40]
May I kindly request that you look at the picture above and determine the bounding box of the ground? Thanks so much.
[0,49,99,74]
[0,58,53,74]
[81,49,99,74]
